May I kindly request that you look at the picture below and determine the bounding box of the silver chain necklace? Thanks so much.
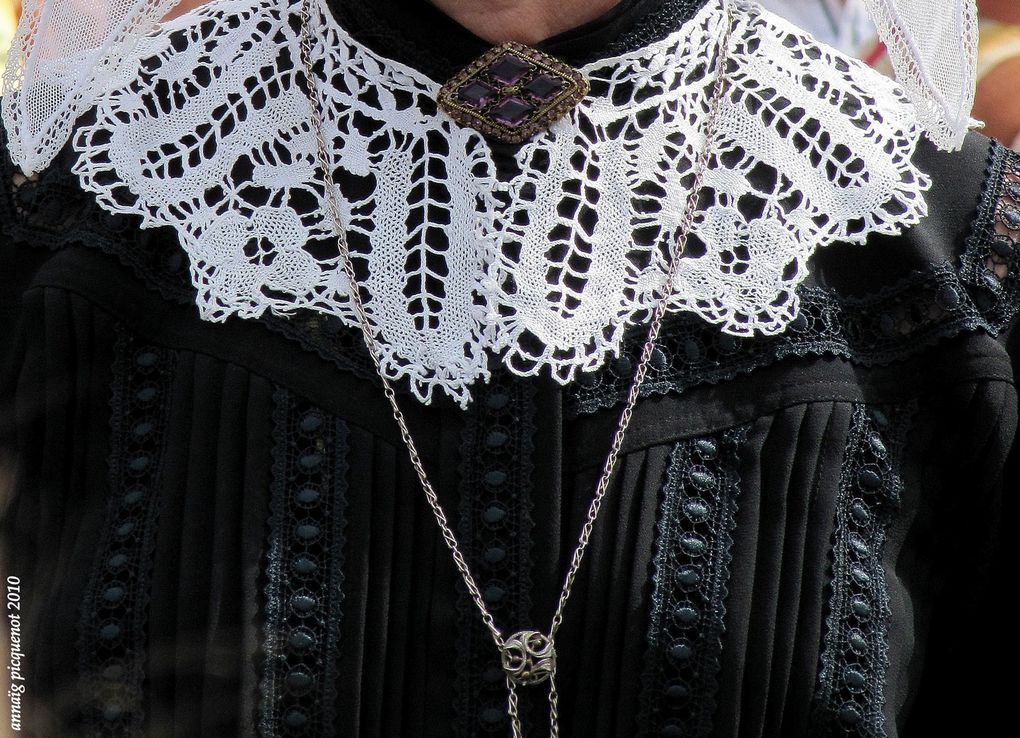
[297,0,734,734]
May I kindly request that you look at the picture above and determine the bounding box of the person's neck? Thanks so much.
[425,0,625,45]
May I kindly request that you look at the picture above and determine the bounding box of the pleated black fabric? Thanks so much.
[0,1,1017,737]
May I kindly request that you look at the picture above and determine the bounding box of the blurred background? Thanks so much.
[0,0,1016,147]
[0,1,17,69]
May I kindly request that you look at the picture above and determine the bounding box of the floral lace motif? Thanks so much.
[76,328,176,735]
[638,426,749,738]
[568,143,1020,417]
[61,0,928,405]
[810,402,915,735]
[453,369,537,735]
[260,388,350,737]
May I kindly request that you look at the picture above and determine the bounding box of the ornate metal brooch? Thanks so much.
[437,42,589,144]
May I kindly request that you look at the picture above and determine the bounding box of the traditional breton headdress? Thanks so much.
[0,0,984,405]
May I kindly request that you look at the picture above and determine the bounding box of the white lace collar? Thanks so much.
[57,0,930,405]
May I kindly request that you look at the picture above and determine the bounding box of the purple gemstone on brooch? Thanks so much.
[488,53,534,85]
[459,79,497,108]
[490,97,535,127]
[522,73,564,102]
[436,41,589,144]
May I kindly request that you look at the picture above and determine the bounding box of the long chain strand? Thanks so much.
[297,0,734,735]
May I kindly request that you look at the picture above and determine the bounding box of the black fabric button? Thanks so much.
[838,704,863,726]
[483,585,505,604]
[486,392,509,410]
[107,553,129,570]
[1006,181,1020,202]
[867,433,887,457]
[845,669,867,692]
[850,566,871,586]
[122,488,145,505]
[291,595,317,614]
[299,453,323,470]
[99,623,122,640]
[115,522,136,538]
[102,663,125,680]
[676,565,701,587]
[286,669,314,693]
[851,596,872,619]
[288,628,315,651]
[992,236,1015,257]
[849,534,870,557]
[135,352,158,368]
[850,500,871,524]
[660,724,682,737]
[299,412,323,433]
[131,421,154,438]
[484,547,506,564]
[674,606,699,625]
[103,704,123,721]
[292,556,318,576]
[1000,203,1020,230]
[484,470,508,487]
[848,630,868,653]
[135,386,158,402]
[295,524,321,541]
[284,709,308,728]
[695,439,718,459]
[650,347,669,370]
[683,339,703,362]
[103,586,126,604]
[681,498,710,522]
[482,505,506,524]
[295,487,320,504]
[669,642,694,662]
[665,682,690,701]
[128,455,151,472]
[679,534,707,557]
[857,467,882,490]
[935,285,961,310]
[485,430,509,448]
[689,468,715,492]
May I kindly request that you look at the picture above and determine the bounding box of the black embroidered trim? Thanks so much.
[76,327,176,735]
[259,388,350,737]
[567,144,1020,417]
[638,425,749,738]
[959,139,1020,328]
[453,368,538,736]
[810,402,915,736]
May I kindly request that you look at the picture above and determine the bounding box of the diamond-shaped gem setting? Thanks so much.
[437,42,590,144]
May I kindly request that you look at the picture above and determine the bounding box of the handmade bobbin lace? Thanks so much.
[0,0,936,406]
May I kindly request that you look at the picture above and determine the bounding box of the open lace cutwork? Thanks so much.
[10,0,932,405]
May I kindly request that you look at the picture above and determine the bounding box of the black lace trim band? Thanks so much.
[76,328,176,735]
[453,368,538,735]
[259,388,350,736]
[810,402,916,736]
[638,425,749,738]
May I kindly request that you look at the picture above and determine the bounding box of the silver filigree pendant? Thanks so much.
[501,630,557,686]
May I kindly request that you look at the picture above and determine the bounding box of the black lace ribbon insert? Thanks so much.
[259,388,350,737]
[453,369,538,736]
[638,426,750,738]
[76,328,176,735]
[810,402,916,736]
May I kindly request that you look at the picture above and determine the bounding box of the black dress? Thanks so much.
[0,1,1014,736]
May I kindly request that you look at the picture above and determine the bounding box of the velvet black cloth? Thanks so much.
[0,1,1015,737]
